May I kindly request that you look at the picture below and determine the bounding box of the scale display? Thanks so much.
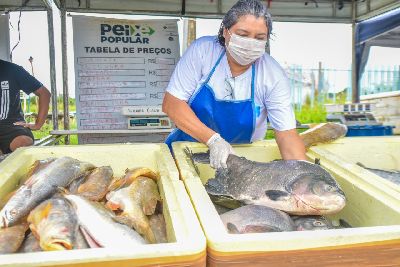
[128,117,171,129]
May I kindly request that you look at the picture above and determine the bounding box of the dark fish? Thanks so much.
[291,215,335,231]
[203,154,346,215]
[220,205,295,234]
[357,162,400,185]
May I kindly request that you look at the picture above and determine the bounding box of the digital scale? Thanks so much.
[121,106,173,129]
[325,103,381,126]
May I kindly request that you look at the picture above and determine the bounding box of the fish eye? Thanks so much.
[313,221,324,227]
[324,185,335,192]
[10,210,17,216]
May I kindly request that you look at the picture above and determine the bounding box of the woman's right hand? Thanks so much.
[206,133,235,169]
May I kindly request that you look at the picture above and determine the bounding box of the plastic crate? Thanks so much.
[308,136,400,194]
[173,141,400,267]
[346,125,394,136]
[0,144,206,267]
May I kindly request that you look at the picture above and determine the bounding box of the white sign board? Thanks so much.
[0,14,10,61]
[72,15,179,134]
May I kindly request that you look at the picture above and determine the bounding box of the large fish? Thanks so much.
[18,232,42,253]
[77,166,114,201]
[291,215,335,231]
[106,176,160,243]
[65,194,147,247]
[203,154,346,215]
[0,157,95,228]
[27,196,79,251]
[0,222,29,254]
[220,205,295,234]
[357,162,400,185]
[300,122,348,148]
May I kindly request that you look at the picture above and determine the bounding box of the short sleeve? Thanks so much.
[264,78,296,131]
[14,65,43,95]
[165,39,203,101]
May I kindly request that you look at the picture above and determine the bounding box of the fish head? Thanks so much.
[0,207,21,228]
[288,173,346,215]
[292,215,334,231]
[0,187,31,228]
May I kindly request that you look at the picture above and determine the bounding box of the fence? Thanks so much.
[285,65,400,109]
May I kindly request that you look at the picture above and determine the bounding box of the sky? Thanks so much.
[4,10,400,98]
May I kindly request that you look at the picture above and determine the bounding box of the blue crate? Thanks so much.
[346,125,395,137]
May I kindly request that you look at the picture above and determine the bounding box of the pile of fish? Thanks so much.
[187,150,348,234]
[0,157,167,254]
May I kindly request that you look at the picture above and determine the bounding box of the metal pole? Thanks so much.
[47,6,58,130]
[351,0,359,103]
[61,0,70,143]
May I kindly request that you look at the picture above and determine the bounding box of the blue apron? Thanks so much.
[165,51,256,149]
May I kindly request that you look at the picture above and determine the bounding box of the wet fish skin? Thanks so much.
[0,157,95,228]
[291,215,335,231]
[357,162,400,185]
[22,158,56,184]
[18,232,42,253]
[0,222,29,254]
[77,166,114,201]
[149,214,168,243]
[300,123,348,148]
[65,194,147,247]
[27,196,78,251]
[205,155,346,215]
[106,176,160,243]
[108,167,159,192]
[220,205,295,234]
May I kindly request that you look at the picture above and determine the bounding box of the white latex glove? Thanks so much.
[206,133,235,169]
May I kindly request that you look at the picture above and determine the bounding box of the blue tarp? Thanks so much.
[355,7,400,93]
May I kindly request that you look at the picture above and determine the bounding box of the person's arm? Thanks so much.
[162,92,215,143]
[14,87,51,130]
[275,129,306,160]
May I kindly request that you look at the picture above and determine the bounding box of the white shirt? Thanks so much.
[166,35,296,142]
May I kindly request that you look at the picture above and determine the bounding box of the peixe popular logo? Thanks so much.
[100,23,155,44]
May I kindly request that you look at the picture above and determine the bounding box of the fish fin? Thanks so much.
[265,190,290,201]
[205,177,228,196]
[356,162,367,168]
[183,147,201,176]
[314,158,321,165]
[226,223,240,234]
[339,219,352,228]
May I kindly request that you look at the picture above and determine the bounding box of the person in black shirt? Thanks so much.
[0,59,51,154]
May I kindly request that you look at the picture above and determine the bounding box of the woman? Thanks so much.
[162,0,306,169]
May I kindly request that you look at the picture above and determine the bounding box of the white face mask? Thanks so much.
[226,30,267,66]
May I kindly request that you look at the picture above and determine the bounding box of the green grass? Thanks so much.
[265,102,326,140]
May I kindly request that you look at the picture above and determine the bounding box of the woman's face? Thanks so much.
[223,14,268,44]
